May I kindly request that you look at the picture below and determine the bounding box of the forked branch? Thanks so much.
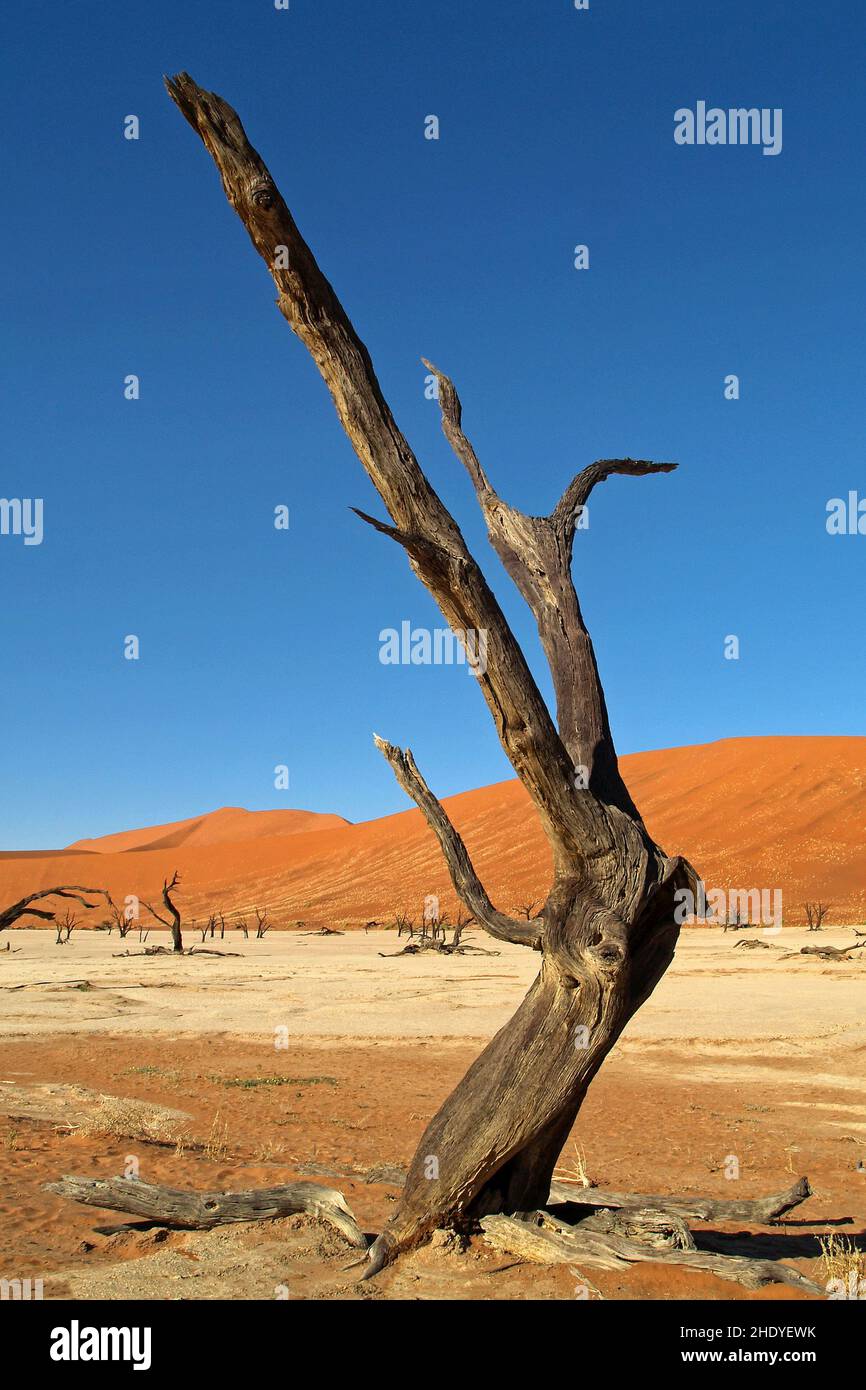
[374,736,541,949]
[424,358,676,817]
[164,70,617,879]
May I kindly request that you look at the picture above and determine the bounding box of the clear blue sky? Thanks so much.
[1,1,864,848]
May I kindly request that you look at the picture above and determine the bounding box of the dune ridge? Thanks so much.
[1,736,863,926]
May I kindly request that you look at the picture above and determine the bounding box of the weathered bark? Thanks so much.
[46,1175,366,1248]
[548,1174,812,1223]
[165,72,698,1276]
[479,1213,823,1294]
[0,886,109,933]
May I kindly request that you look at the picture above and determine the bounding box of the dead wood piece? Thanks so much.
[186,948,244,957]
[379,940,501,958]
[576,1206,695,1250]
[480,1213,822,1293]
[548,1175,811,1224]
[734,937,774,949]
[3,977,92,991]
[794,944,865,961]
[46,1175,367,1248]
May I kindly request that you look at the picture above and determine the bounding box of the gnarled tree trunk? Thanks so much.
[166,72,698,1275]
[142,871,183,953]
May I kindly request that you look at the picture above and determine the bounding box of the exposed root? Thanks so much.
[358,1232,395,1281]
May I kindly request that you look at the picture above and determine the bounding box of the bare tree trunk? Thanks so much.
[166,73,698,1274]
[143,872,183,953]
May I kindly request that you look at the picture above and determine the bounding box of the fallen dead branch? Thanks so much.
[186,948,244,957]
[379,937,501,958]
[780,944,866,963]
[548,1175,812,1223]
[111,947,244,958]
[479,1211,822,1294]
[733,937,774,950]
[46,1175,367,1249]
[2,978,92,991]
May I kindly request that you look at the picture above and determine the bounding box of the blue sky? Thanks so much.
[1,0,864,848]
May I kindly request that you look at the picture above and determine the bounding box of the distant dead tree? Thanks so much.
[168,72,698,1278]
[419,900,446,943]
[234,914,249,939]
[723,908,747,933]
[254,908,272,938]
[0,886,109,934]
[392,910,415,939]
[54,909,77,945]
[104,895,135,939]
[195,914,219,943]
[804,902,830,931]
[513,900,541,922]
[450,908,476,948]
[142,872,184,953]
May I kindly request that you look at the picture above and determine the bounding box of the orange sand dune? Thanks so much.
[65,806,350,855]
[1,736,864,928]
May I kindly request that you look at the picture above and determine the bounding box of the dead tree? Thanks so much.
[104,895,135,938]
[142,871,184,953]
[54,910,77,945]
[451,908,476,948]
[0,886,109,934]
[254,907,272,938]
[513,900,541,922]
[804,902,830,931]
[393,910,415,939]
[167,73,698,1277]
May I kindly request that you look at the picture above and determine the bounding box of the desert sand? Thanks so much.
[2,733,865,1301]
[1,923,864,1300]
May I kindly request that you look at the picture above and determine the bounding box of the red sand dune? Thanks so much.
[1,736,864,928]
[65,806,350,855]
